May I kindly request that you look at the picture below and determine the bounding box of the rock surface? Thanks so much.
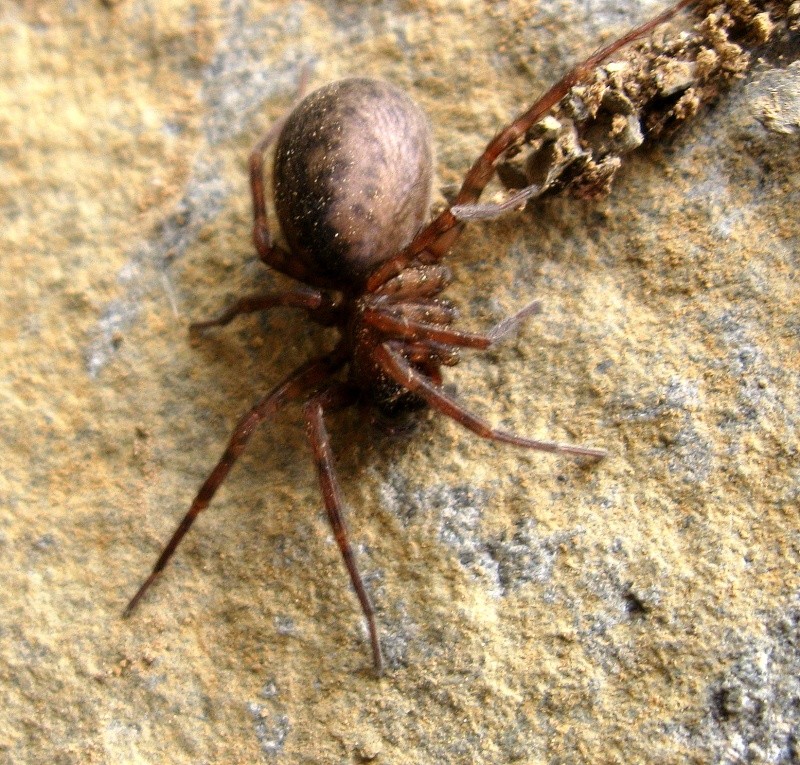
[1,1,798,763]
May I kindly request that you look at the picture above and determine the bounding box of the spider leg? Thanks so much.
[451,181,547,221]
[124,345,347,617]
[373,264,453,300]
[366,0,696,291]
[302,385,385,675]
[364,300,541,350]
[190,286,340,333]
[390,300,458,325]
[376,341,606,459]
[404,340,460,367]
[249,73,337,289]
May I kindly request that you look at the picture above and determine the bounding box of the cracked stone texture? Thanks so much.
[1,1,798,763]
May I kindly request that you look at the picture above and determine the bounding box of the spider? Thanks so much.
[125,0,695,674]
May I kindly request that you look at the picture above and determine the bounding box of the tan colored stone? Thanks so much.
[1,1,797,764]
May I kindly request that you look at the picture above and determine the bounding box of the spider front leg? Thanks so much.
[303,384,385,675]
[364,299,542,350]
[124,346,347,617]
[376,342,606,459]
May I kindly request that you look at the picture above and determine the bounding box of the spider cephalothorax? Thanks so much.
[125,1,695,674]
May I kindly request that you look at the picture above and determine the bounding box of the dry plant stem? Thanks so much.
[497,0,798,202]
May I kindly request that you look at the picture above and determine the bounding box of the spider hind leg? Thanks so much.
[124,348,346,617]
[303,384,385,675]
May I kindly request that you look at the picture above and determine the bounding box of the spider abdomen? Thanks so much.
[273,78,434,287]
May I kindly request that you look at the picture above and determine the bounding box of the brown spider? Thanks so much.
[125,0,695,674]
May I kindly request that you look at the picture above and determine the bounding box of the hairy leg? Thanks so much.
[190,287,329,333]
[248,70,337,289]
[373,264,453,300]
[376,342,606,459]
[364,300,541,349]
[124,345,347,617]
[302,384,385,674]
